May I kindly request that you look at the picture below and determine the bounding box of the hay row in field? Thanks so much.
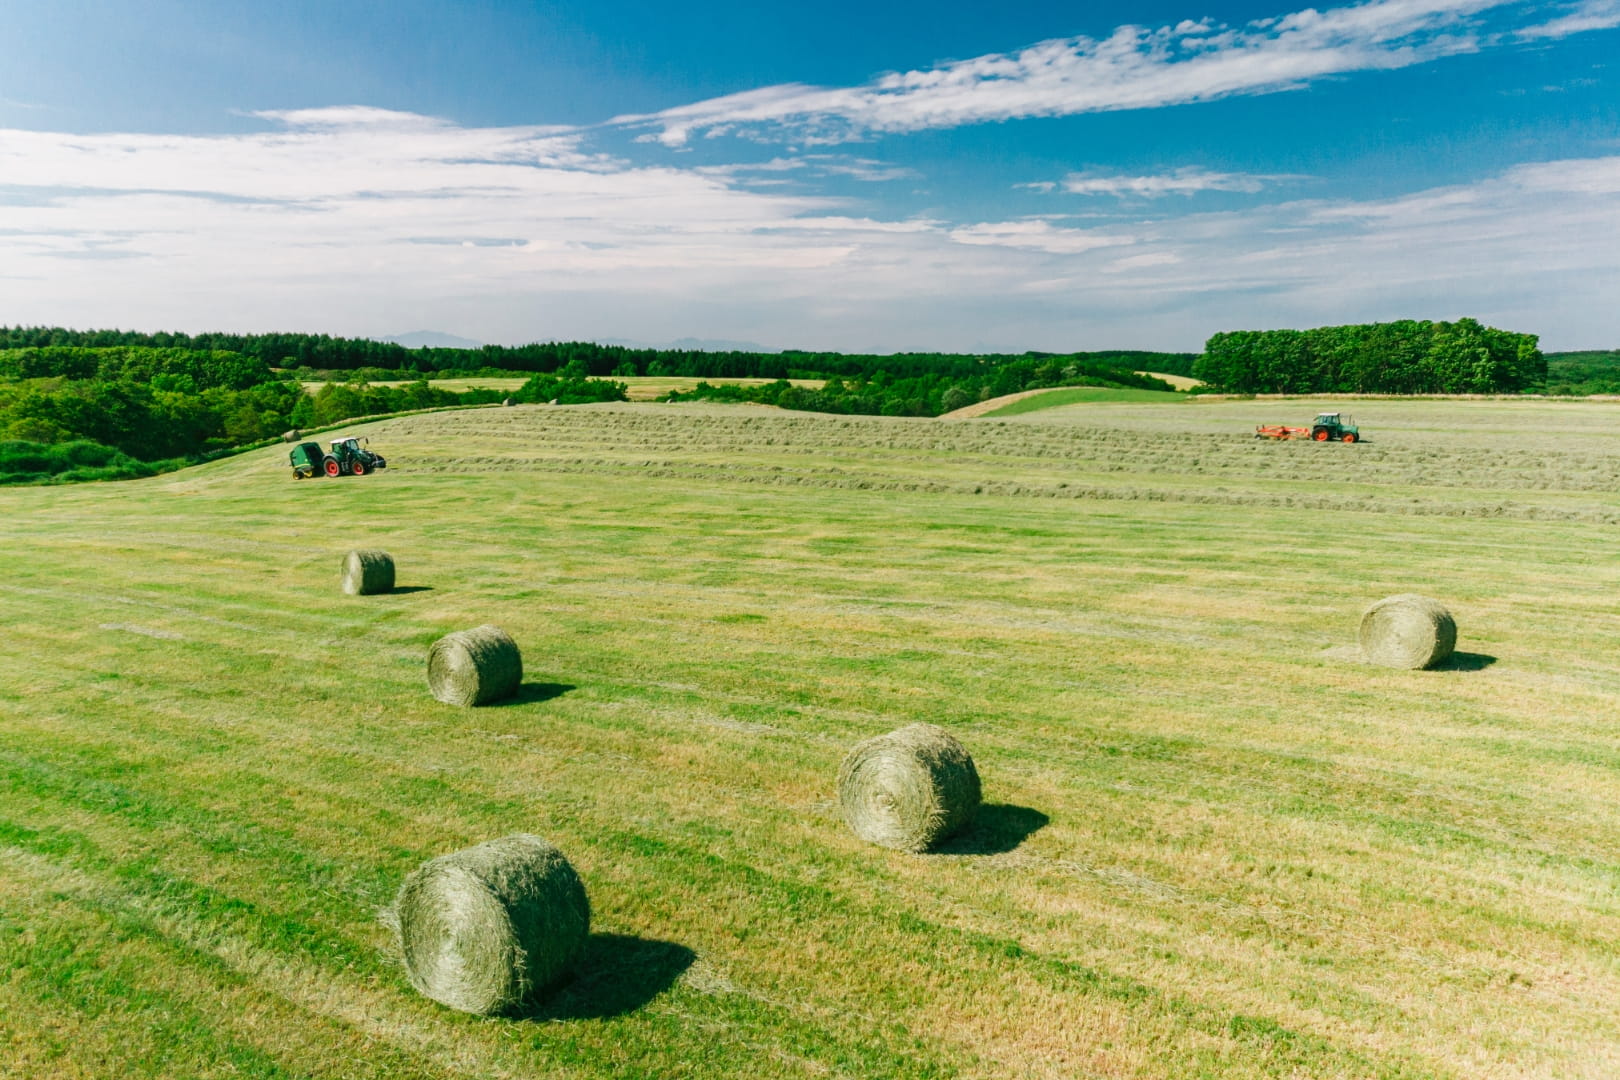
[404,457,1620,523]
[386,410,1620,493]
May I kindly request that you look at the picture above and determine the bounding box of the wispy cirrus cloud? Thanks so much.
[613,0,1554,147]
[1037,167,1302,198]
[1518,0,1620,39]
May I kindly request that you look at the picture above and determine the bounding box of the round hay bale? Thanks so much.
[396,833,590,1015]
[428,625,522,705]
[502,397,514,407]
[339,549,395,596]
[1359,594,1457,669]
[837,723,980,852]
[281,429,301,443]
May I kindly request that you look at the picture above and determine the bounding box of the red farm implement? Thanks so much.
[1254,424,1310,440]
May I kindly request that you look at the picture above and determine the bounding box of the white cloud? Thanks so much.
[614,0,1538,146]
[1054,167,1299,197]
[1518,0,1620,39]
[1,109,1618,350]
[948,220,1134,254]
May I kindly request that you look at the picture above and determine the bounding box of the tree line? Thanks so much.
[1542,350,1620,395]
[1193,319,1544,394]
[0,326,1193,382]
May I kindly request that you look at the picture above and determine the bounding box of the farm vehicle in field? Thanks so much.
[289,436,388,478]
[1255,413,1361,443]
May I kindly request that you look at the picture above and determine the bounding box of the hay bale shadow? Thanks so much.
[1433,651,1497,671]
[388,585,434,595]
[487,682,576,706]
[935,803,1049,855]
[518,934,695,1021]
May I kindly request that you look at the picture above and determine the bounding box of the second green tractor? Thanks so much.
[290,436,388,479]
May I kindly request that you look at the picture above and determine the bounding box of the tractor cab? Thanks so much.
[325,436,387,476]
[1309,413,1360,443]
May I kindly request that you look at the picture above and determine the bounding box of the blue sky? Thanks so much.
[2,0,1617,351]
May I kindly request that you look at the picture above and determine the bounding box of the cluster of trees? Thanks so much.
[1194,319,1544,394]
[1542,350,1620,395]
[0,439,170,486]
[0,375,308,460]
[664,361,1172,417]
[0,346,271,390]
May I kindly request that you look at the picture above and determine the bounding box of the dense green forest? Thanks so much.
[1543,350,1620,395]
[1194,319,1543,394]
[0,325,1193,382]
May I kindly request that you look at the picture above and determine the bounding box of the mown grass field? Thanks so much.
[2,397,1619,1079]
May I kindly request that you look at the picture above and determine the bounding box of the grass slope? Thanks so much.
[982,387,1186,416]
[2,399,1620,1079]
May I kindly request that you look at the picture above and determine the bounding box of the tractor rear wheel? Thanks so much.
[1342,432,1357,443]
[351,459,367,476]
[324,457,341,477]
[1313,429,1329,441]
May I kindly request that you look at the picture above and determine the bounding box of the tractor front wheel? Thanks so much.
[324,457,341,477]
[1313,429,1330,441]
[351,459,367,476]
[1342,432,1358,443]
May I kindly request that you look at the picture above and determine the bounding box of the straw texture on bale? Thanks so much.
[837,723,981,852]
[340,549,395,595]
[396,834,590,1015]
[1359,594,1457,669]
[428,625,522,705]
[281,429,301,443]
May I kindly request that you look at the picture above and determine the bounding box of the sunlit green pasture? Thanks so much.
[982,387,1187,414]
[2,397,1618,1079]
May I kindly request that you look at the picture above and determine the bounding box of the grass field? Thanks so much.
[302,376,824,401]
[3,397,1619,1078]
[982,387,1187,415]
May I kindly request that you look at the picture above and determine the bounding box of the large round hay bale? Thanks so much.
[396,834,590,1015]
[340,549,395,595]
[837,723,980,852]
[1359,594,1457,669]
[428,625,522,705]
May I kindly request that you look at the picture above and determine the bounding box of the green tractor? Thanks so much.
[289,436,387,478]
[1309,413,1360,443]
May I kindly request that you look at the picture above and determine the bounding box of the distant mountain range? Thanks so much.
[380,331,484,349]
[597,336,780,353]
